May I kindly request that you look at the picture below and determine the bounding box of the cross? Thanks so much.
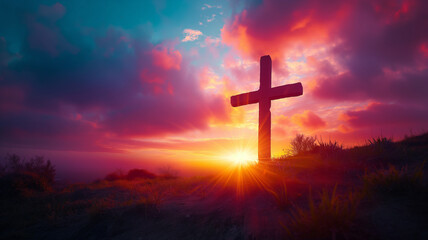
[230,55,303,161]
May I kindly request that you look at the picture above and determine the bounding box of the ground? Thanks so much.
[1,134,428,240]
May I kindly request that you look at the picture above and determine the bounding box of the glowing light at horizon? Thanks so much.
[223,148,258,166]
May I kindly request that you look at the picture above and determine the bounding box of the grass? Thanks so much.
[0,174,178,238]
[285,185,361,240]
[315,139,343,160]
[281,134,344,161]
[88,199,115,221]
[363,162,425,197]
[1,133,428,239]
[134,196,161,217]
[267,180,291,210]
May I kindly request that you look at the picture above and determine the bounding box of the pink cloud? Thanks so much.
[221,0,345,60]
[220,0,428,144]
[292,110,326,130]
[222,0,428,104]
[341,102,428,128]
[151,45,182,70]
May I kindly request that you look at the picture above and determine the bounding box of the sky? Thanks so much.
[1,0,428,180]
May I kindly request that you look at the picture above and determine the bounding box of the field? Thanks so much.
[1,133,427,240]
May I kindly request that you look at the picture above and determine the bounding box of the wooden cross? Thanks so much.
[230,55,303,161]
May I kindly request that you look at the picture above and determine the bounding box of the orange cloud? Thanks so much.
[220,2,348,60]
[275,115,291,125]
[291,110,326,130]
[338,124,352,133]
[199,67,222,91]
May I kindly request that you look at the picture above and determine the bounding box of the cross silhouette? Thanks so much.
[230,55,303,161]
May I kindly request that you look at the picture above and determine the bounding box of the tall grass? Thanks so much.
[315,139,343,159]
[285,134,343,158]
[363,162,425,196]
[267,180,291,210]
[284,185,360,240]
[367,137,394,154]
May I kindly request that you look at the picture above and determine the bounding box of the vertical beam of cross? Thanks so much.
[230,55,303,162]
[258,56,272,161]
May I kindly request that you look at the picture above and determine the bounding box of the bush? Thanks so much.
[104,170,125,181]
[367,137,394,154]
[104,168,157,181]
[126,169,156,180]
[290,134,317,155]
[0,154,56,196]
[314,139,343,159]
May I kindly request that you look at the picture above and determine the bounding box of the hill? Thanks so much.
[1,133,427,239]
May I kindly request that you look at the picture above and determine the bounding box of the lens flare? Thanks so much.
[224,149,258,166]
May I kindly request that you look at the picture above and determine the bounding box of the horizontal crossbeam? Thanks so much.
[230,90,259,107]
[269,82,303,101]
[230,82,303,107]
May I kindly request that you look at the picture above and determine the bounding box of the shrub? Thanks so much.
[104,170,125,181]
[290,134,317,155]
[126,169,156,180]
[314,139,343,159]
[104,168,157,181]
[0,154,56,196]
[367,137,394,153]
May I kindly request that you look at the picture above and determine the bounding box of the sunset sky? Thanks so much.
[1,0,428,180]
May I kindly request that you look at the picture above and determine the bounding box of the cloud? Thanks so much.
[182,29,203,42]
[222,0,428,101]
[151,45,182,70]
[222,0,428,138]
[292,110,326,130]
[340,102,428,129]
[207,14,216,22]
[0,11,229,151]
[204,37,220,46]
[221,0,341,59]
[275,115,290,126]
[202,4,221,10]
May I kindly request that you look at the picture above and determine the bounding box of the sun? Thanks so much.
[224,149,258,166]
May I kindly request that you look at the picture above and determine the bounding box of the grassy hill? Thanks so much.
[1,133,427,240]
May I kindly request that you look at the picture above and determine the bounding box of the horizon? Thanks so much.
[1,0,428,182]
